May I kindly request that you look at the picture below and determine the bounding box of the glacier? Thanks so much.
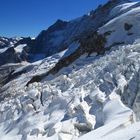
[0,0,140,140]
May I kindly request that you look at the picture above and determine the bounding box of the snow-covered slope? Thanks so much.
[79,121,140,140]
[0,0,140,140]
[0,41,140,140]
[99,1,140,46]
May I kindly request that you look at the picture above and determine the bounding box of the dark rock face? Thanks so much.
[15,37,35,60]
[31,20,68,55]
[0,44,31,66]
[0,64,21,88]
[78,31,106,55]
[0,47,21,66]
[124,23,133,31]
[47,19,68,33]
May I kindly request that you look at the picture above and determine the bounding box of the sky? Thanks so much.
[0,0,131,37]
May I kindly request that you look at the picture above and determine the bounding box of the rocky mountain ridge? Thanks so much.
[0,0,133,65]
